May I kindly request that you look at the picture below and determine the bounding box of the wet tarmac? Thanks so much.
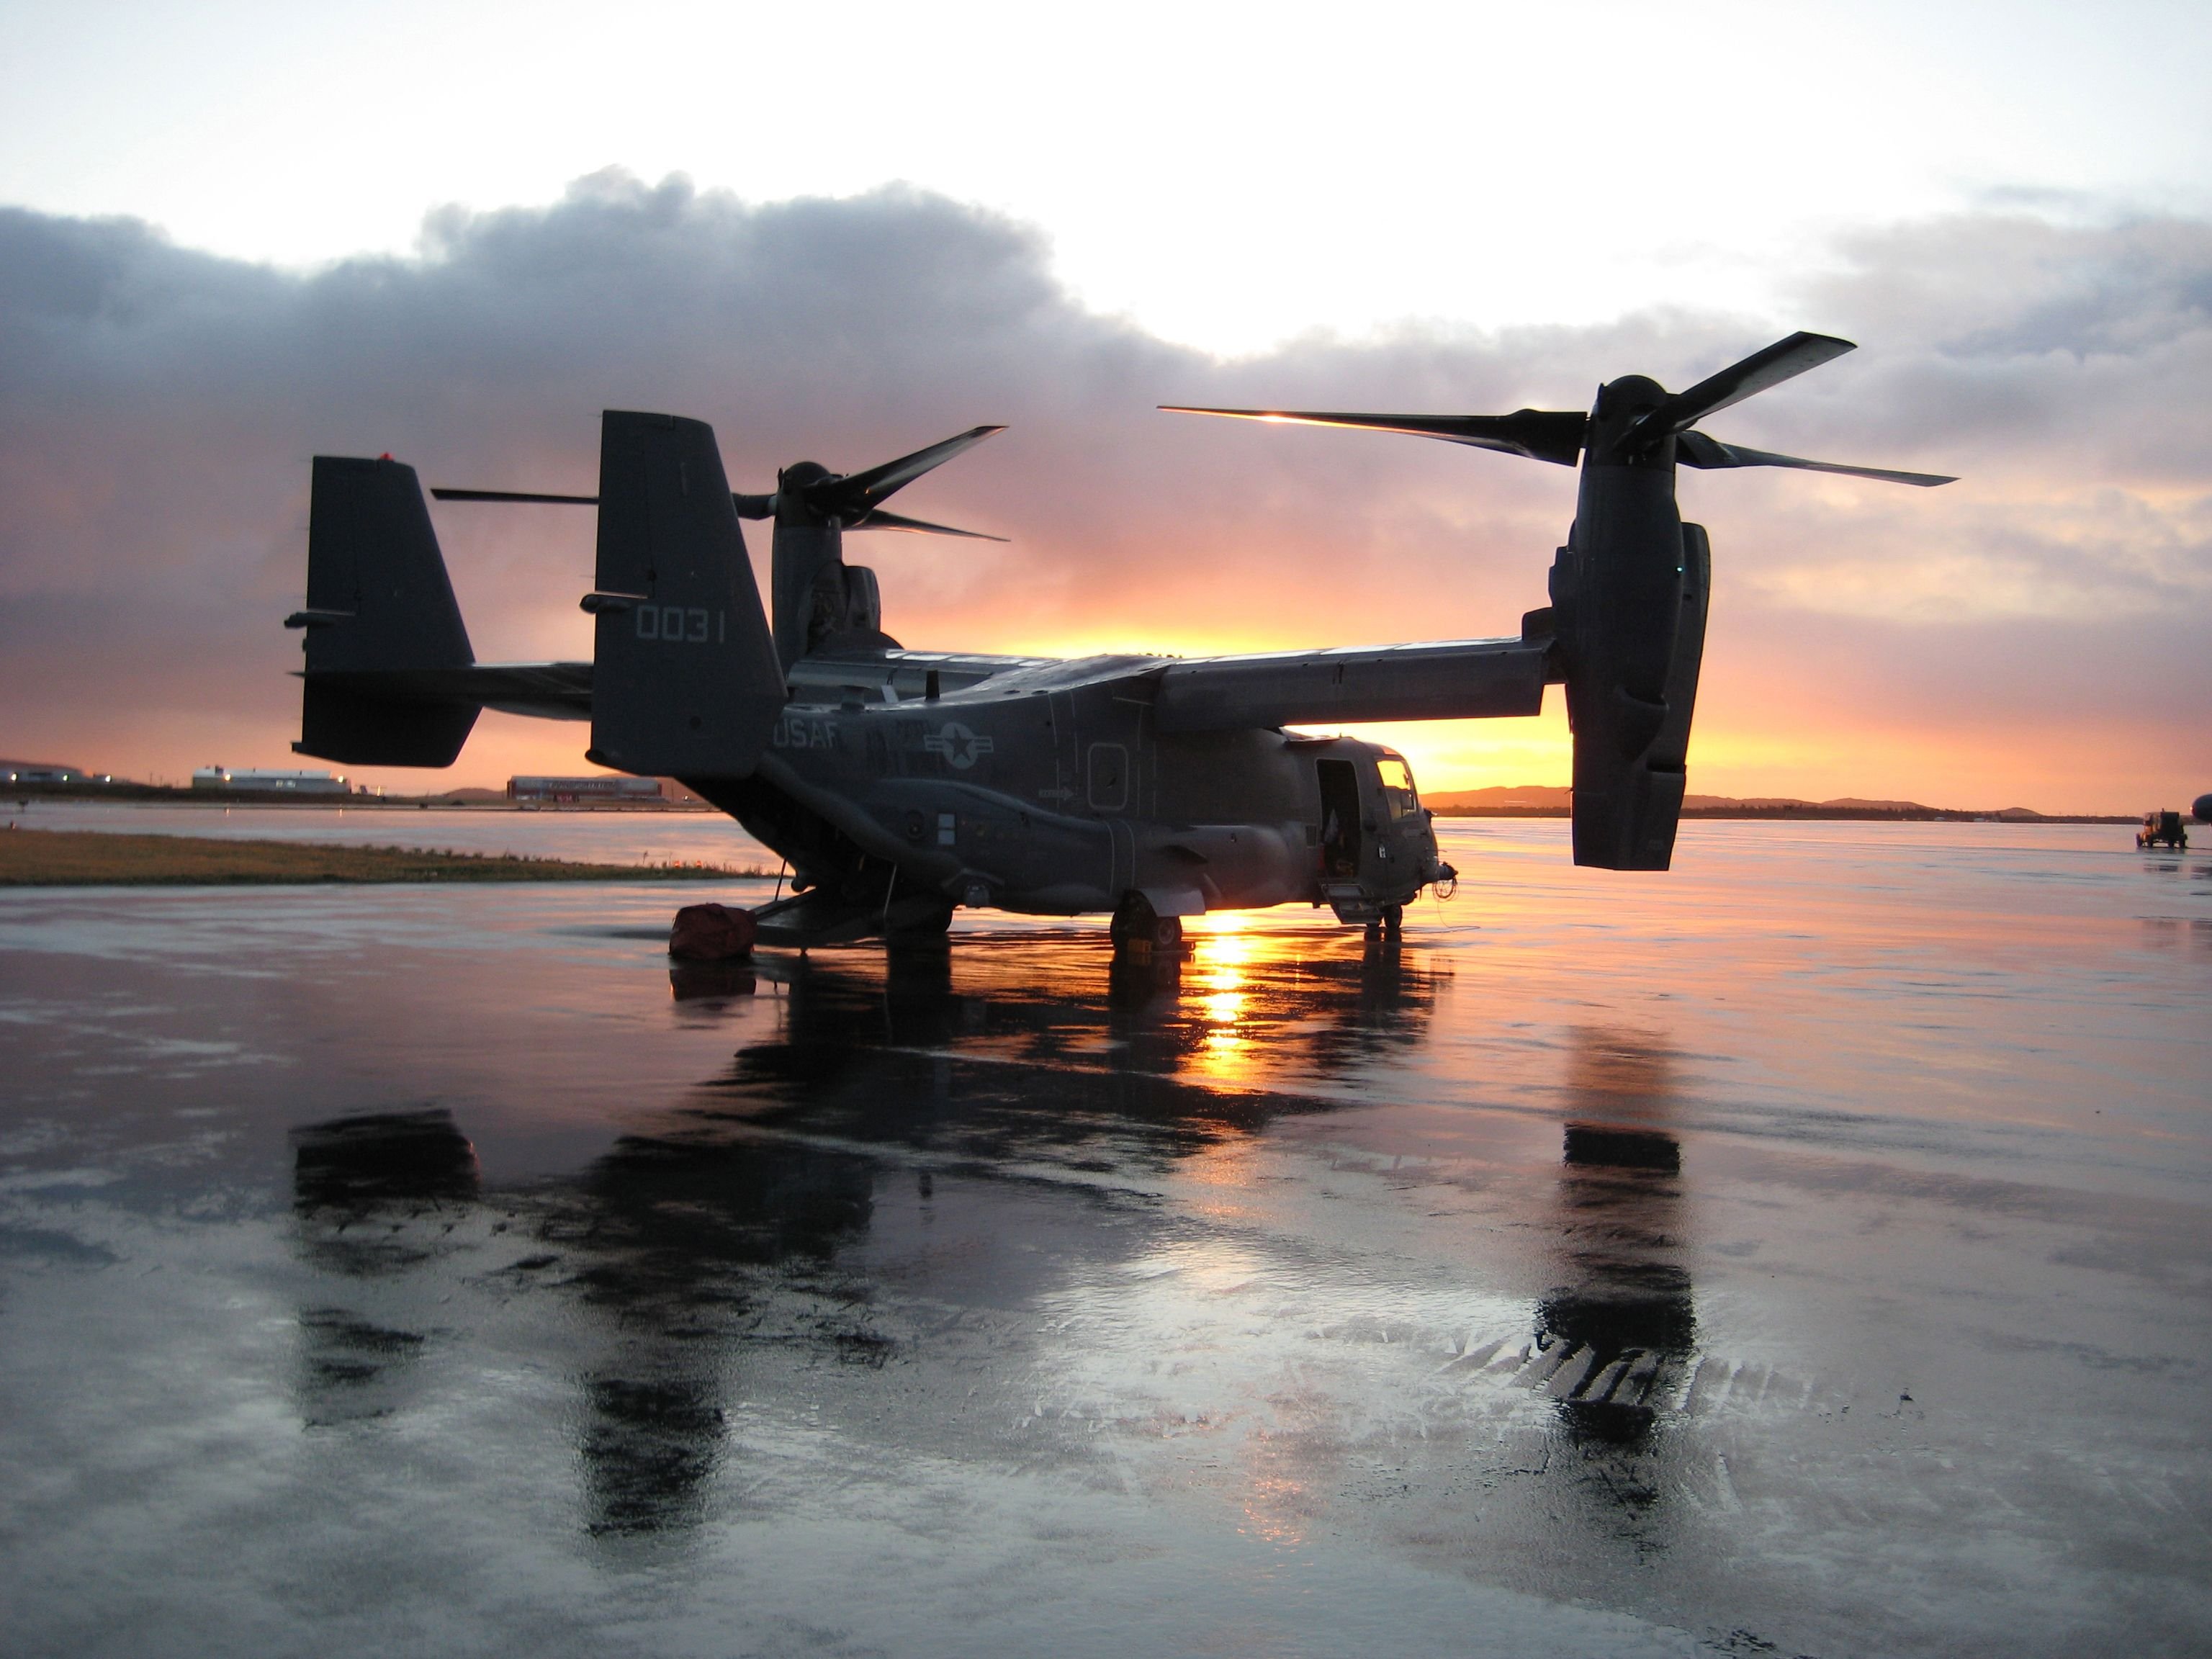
[2,819,2208,1657]
[7,801,774,869]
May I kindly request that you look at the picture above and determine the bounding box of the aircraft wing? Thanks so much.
[299,662,593,722]
[1152,637,1552,733]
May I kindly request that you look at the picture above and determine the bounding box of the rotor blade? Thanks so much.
[1676,431,1955,487]
[847,507,1009,541]
[430,487,598,505]
[1633,332,1856,441]
[1161,405,1587,467]
[731,492,778,519]
[806,424,1007,516]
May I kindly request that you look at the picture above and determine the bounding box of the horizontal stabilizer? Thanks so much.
[430,486,598,505]
[297,664,591,724]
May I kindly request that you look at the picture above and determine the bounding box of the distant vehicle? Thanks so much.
[2195,794,2212,824]
[284,333,1950,950]
[2138,811,2190,851]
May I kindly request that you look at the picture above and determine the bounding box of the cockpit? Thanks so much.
[1375,753,1424,822]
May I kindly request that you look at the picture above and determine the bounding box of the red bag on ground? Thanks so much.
[668,902,757,961]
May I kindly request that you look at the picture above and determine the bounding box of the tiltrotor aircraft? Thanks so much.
[285,332,1949,949]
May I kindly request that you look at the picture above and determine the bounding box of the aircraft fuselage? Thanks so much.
[687,646,1447,930]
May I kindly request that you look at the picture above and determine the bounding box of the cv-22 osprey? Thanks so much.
[286,332,1949,950]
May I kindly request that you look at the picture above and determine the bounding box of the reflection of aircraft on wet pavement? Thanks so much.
[283,928,1448,1534]
[282,948,1730,1560]
[714,927,1447,1106]
[1531,1033,1694,1448]
[285,335,1947,948]
[289,1110,484,1427]
[291,1107,879,1534]
[1430,1028,1699,1563]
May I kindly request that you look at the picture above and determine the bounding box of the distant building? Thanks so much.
[193,766,348,794]
[2,760,112,785]
[509,775,676,806]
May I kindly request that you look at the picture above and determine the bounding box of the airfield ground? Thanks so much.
[0,827,750,885]
[1,814,2206,1658]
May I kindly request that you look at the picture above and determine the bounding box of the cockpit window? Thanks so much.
[1375,756,1422,821]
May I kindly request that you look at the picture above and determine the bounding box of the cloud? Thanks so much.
[1,175,2206,807]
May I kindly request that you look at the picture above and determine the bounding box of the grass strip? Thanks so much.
[0,828,763,886]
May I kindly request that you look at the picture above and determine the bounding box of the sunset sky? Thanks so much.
[2,1,2207,811]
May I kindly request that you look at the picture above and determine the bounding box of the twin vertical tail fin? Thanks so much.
[289,457,480,765]
[583,412,786,779]
[291,415,786,779]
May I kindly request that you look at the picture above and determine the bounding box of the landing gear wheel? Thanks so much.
[1380,902,1403,938]
[1110,891,1183,956]
[884,895,956,943]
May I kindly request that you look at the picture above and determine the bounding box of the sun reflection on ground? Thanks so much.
[1184,913,1262,1085]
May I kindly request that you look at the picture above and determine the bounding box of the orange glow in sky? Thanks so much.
[4,170,2202,817]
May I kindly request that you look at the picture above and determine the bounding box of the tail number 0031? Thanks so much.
[636,607,727,644]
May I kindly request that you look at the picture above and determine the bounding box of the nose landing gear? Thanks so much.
[1364,902,1404,943]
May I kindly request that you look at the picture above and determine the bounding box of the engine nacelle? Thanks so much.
[1550,508,1710,872]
